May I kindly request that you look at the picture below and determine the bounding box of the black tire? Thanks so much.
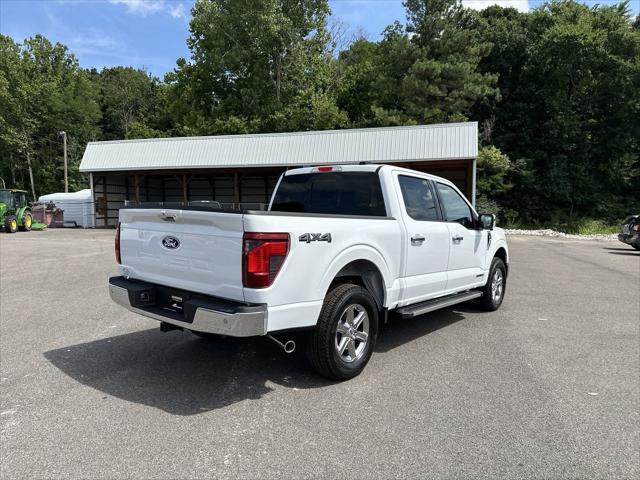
[305,283,378,381]
[477,257,507,311]
[20,211,32,231]
[633,245,640,251]
[4,215,18,233]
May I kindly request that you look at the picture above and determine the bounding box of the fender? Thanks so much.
[488,239,509,272]
[318,244,393,306]
[17,206,30,224]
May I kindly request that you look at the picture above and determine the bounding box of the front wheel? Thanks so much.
[477,257,507,311]
[306,283,378,381]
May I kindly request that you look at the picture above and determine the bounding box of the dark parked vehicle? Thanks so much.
[618,215,640,250]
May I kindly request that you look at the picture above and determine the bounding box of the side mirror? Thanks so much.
[479,213,496,230]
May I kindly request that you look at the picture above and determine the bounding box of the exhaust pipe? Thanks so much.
[267,335,296,354]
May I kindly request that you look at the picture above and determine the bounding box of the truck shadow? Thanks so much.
[377,308,468,353]
[44,308,468,415]
[603,247,639,255]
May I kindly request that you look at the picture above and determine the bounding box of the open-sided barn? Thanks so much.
[79,122,478,227]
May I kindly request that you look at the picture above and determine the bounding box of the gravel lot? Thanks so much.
[1,229,638,479]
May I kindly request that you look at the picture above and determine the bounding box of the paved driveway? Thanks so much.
[1,230,638,478]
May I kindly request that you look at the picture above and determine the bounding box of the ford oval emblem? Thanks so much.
[162,236,180,250]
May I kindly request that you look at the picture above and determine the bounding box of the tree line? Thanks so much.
[0,0,638,228]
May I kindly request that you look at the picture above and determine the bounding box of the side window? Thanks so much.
[436,183,474,228]
[398,175,439,221]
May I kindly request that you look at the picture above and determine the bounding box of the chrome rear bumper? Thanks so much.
[109,277,267,337]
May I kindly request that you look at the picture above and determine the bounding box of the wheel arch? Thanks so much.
[493,245,508,274]
[319,248,390,311]
[329,259,385,310]
[17,206,31,224]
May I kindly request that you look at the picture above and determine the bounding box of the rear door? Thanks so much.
[434,182,486,291]
[394,173,450,305]
[118,208,245,301]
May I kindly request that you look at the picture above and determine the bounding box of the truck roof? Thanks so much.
[0,188,27,193]
[282,164,455,186]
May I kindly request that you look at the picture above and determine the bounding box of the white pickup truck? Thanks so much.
[109,164,509,379]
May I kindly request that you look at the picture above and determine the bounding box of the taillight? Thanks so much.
[242,232,289,288]
[633,224,640,232]
[115,222,121,264]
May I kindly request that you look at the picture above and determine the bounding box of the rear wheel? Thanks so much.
[306,283,378,381]
[20,212,32,231]
[4,215,18,233]
[477,257,507,311]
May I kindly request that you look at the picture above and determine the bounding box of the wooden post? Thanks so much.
[208,176,216,201]
[264,174,269,206]
[233,172,240,205]
[26,151,36,200]
[182,173,188,203]
[103,176,108,227]
[89,172,95,228]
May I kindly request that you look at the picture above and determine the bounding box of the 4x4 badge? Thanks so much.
[299,233,332,244]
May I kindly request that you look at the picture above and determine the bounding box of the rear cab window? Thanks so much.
[271,172,386,216]
[398,175,439,221]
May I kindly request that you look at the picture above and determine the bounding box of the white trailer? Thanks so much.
[38,189,94,228]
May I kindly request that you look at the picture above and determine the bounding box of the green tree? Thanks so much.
[0,35,31,187]
[402,0,499,123]
[168,0,345,134]
[91,67,165,140]
[0,35,100,196]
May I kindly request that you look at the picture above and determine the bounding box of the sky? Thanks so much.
[1,0,638,78]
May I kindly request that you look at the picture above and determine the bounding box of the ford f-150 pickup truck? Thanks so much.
[109,164,509,379]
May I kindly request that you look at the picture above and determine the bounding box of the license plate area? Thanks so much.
[128,284,196,323]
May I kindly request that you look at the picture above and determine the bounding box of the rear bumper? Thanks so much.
[618,233,640,247]
[109,276,267,337]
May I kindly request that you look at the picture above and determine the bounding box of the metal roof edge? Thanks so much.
[84,122,478,147]
[79,156,477,173]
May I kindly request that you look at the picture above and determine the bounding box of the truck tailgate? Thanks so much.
[118,208,245,301]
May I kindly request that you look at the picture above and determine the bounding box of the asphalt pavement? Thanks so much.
[1,229,638,479]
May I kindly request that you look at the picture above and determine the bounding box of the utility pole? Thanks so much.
[26,152,36,200]
[59,131,68,192]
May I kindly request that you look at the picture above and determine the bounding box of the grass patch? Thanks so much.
[502,217,619,235]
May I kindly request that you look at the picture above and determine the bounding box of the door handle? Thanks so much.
[160,210,177,222]
[411,235,426,245]
[452,234,464,243]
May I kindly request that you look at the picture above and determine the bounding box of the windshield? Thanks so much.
[0,191,13,206]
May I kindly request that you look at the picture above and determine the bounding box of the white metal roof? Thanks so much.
[39,189,92,202]
[79,122,477,173]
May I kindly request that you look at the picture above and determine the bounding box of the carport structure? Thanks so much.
[79,122,478,227]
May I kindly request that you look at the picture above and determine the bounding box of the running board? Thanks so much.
[397,291,483,319]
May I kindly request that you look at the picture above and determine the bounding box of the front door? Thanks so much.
[435,182,486,291]
[395,173,450,305]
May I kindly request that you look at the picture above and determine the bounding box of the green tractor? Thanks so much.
[0,189,34,233]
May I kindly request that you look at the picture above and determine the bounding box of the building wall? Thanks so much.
[91,160,473,227]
